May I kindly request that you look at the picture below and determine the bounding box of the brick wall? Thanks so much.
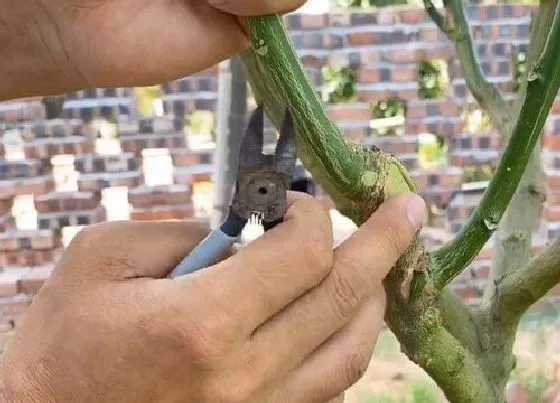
[1,4,559,344]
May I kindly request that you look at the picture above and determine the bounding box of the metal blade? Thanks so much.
[274,108,297,180]
[239,104,265,172]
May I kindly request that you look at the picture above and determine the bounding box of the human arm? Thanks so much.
[0,0,303,101]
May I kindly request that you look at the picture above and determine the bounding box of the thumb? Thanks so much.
[333,193,426,283]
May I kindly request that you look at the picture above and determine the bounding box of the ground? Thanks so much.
[344,319,560,403]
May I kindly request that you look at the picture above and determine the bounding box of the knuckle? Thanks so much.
[342,348,371,386]
[302,226,333,277]
[179,313,238,366]
[327,268,362,321]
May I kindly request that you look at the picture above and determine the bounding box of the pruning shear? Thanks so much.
[168,104,296,278]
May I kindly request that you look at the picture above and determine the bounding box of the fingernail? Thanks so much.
[405,194,427,229]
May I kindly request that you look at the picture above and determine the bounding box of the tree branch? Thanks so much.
[239,14,491,401]
[494,238,560,325]
[484,0,556,301]
[429,0,560,289]
[423,0,511,136]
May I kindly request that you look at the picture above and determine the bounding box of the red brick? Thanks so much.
[391,66,417,82]
[547,189,560,204]
[385,49,418,64]
[547,173,560,189]
[0,236,19,252]
[544,204,560,221]
[348,32,375,46]
[400,9,427,24]
[300,14,328,29]
[361,50,381,65]
[19,266,53,295]
[377,10,398,25]
[357,68,379,83]
[300,55,326,69]
[406,105,426,119]
[545,135,560,151]
[0,279,18,297]
[419,27,439,42]
[327,104,371,122]
[130,205,195,221]
[31,232,59,250]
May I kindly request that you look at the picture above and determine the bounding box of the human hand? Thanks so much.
[0,192,426,402]
[1,0,305,100]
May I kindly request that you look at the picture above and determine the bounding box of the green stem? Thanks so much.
[484,0,555,301]
[424,0,511,136]
[430,0,560,289]
[239,16,364,214]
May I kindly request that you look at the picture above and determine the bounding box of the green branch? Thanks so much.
[484,0,556,300]
[430,0,560,289]
[239,15,415,222]
[423,0,511,135]
[494,238,560,325]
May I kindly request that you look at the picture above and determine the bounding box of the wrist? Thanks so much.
[0,1,83,101]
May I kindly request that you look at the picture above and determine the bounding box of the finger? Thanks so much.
[57,220,210,280]
[325,394,345,403]
[275,295,383,403]
[173,191,333,335]
[248,193,425,383]
[208,0,306,16]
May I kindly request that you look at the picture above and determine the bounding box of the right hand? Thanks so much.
[0,192,425,402]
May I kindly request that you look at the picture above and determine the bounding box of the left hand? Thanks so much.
[1,0,305,100]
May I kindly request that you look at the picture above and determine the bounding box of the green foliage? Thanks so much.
[374,330,401,359]
[418,134,448,169]
[418,60,448,100]
[462,164,494,183]
[187,111,215,137]
[370,99,406,136]
[462,106,493,134]
[371,99,406,119]
[134,85,163,117]
[410,380,440,403]
[322,66,357,103]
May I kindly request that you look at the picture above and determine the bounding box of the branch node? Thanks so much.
[527,69,539,82]
[483,216,499,232]
[527,183,547,202]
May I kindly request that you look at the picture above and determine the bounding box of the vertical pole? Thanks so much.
[211,56,248,229]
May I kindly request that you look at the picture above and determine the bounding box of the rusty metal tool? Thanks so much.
[168,105,296,278]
